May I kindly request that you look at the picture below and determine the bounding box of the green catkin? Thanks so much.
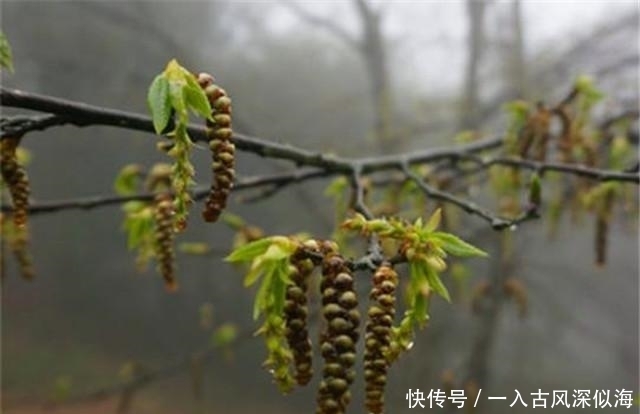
[285,247,315,386]
[1,137,30,228]
[197,73,235,223]
[153,194,177,291]
[317,251,359,414]
[364,263,398,414]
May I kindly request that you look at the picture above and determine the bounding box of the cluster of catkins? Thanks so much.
[197,73,235,223]
[278,240,402,414]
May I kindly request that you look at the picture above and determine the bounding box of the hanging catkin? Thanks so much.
[364,263,398,414]
[1,137,30,228]
[197,73,235,223]
[316,251,360,414]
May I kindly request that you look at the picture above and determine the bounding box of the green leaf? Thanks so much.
[423,261,451,302]
[225,238,272,263]
[0,31,14,73]
[413,293,429,326]
[243,258,266,287]
[271,271,288,315]
[262,244,290,261]
[168,80,188,121]
[324,176,348,197]
[253,271,273,320]
[114,164,142,196]
[147,75,171,134]
[424,208,442,232]
[431,232,488,257]
[184,74,213,120]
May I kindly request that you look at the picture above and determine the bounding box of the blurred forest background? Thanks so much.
[1,1,638,413]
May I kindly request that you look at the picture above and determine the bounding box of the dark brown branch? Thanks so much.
[401,163,538,230]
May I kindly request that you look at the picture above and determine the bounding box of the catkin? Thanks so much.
[1,137,30,228]
[316,252,360,414]
[285,248,315,386]
[197,73,235,223]
[364,263,398,414]
[153,194,177,291]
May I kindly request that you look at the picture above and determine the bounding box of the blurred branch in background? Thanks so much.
[281,0,395,153]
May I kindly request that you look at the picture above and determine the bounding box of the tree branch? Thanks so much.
[1,87,637,228]
[279,1,360,50]
[0,169,333,215]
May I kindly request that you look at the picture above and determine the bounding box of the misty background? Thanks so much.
[1,1,638,413]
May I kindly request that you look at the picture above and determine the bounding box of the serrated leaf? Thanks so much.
[423,261,451,302]
[431,232,488,257]
[0,31,14,73]
[225,238,272,263]
[147,75,171,134]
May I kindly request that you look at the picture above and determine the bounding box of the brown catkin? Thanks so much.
[197,73,235,223]
[316,251,359,414]
[1,137,30,228]
[285,247,315,386]
[153,194,177,291]
[364,263,398,414]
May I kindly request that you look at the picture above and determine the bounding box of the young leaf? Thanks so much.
[431,232,488,257]
[262,243,290,261]
[424,208,442,232]
[423,261,451,302]
[114,164,142,196]
[271,270,288,315]
[243,258,266,287]
[184,74,213,120]
[147,75,171,134]
[225,238,272,263]
[0,31,14,73]
[253,269,274,320]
